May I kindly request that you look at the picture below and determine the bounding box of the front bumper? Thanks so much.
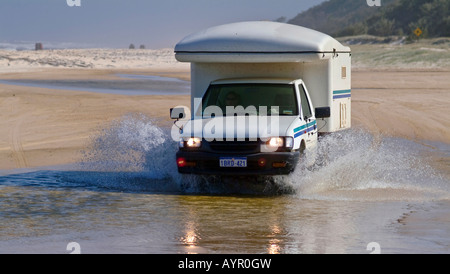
[176,150,300,176]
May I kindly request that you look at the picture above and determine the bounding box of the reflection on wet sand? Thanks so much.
[174,195,396,254]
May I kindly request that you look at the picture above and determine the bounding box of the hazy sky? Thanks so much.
[0,0,326,48]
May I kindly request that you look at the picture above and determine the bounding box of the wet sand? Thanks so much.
[0,68,190,170]
[352,69,450,144]
[0,67,449,171]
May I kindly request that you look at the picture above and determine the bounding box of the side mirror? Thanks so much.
[315,107,330,119]
[170,107,186,120]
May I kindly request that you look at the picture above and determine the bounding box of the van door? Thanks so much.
[297,83,318,148]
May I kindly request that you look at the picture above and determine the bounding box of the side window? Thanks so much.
[298,84,312,119]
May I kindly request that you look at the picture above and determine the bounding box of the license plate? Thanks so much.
[219,157,247,168]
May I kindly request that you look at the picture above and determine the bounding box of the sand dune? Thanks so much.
[0,48,189,73]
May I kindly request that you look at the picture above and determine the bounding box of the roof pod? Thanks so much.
[175,21,351,63]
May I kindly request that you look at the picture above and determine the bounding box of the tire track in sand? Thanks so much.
[2,96,29,169]
[10,116,28,168]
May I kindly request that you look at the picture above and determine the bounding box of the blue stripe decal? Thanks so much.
[333,89,351,94]
[333,89,351,99]
[333,94,351,99]
[294,120,317,138]
[294,124,307,133]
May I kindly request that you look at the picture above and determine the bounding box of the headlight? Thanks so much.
[267,137,284,148]
[266,137,294,150]
[185,137,202,148]
[285,137,294,148]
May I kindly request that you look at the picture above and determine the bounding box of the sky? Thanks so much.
[0,0,326,49]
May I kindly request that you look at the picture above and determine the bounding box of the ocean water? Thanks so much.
[0,114,449,254]
[0,41,94,51]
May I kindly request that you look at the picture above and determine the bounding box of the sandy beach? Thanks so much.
[0,46,449,170]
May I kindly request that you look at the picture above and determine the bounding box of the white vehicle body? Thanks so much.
[172,21,351,175]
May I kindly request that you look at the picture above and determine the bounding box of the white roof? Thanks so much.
[175,21,350,63]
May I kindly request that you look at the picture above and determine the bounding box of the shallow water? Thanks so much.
[0,114,449,254]
[0,74,190,95]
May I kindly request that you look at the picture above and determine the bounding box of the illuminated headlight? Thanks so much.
[267,137,284,148]
[266,137,294,149]
[185,137,202,148]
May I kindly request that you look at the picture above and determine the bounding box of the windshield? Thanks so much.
[201,83,298,116]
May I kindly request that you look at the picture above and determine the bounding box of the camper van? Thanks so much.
[171,21,351,176]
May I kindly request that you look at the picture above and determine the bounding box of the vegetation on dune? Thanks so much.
[288,0,450,39]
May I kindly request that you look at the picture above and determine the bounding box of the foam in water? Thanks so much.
[81,113,177,176]
[80,113,449,199]
[281,129,450,201]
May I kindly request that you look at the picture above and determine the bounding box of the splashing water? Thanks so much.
[81,113,179,179]
[279,129,450,201]
[80,114,449,200]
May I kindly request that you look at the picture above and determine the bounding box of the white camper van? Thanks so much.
[171,21,351,176]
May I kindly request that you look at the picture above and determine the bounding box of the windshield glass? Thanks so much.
[201,83,298,116]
